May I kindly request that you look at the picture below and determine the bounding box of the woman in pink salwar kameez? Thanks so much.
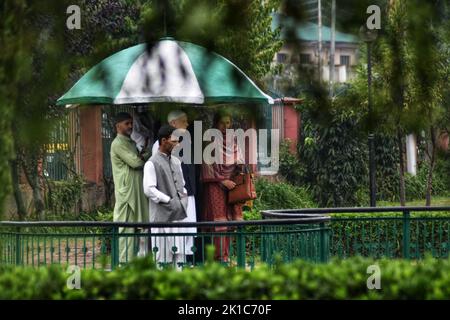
[201,111,244,262]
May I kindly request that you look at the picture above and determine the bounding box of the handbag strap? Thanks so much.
[242,164,251,174]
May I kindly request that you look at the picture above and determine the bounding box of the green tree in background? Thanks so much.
[214,0,283,87]
[3,0,142,220]
[298,80,369,207]
[141,0,282,87]
[288,0,449,206]
[1,0,283,220]
[370,0,449,206]
[1,1,71,220]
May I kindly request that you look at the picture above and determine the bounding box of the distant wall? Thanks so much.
[80,106,104,185]
[283,105,300,154]
[438,130,449,151]
[3,182,106,220]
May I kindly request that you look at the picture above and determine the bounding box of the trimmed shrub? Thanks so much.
[278,140,305,187]
[2,255,450,299]
[404,163,449,200]
[435,153,450,192]
[298,106,370,207]
[253,178,316,211]
[330,211,450,258]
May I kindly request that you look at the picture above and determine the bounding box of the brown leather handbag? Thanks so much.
[228,165,257,204]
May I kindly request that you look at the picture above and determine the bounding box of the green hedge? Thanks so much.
[330,212,450,258]
[2,255,450,299]
[253,178,316,211]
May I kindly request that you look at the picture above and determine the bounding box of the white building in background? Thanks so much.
[270,14,421,175]
[271,16,360,84]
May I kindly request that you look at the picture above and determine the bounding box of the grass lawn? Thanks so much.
[378,196,450,207]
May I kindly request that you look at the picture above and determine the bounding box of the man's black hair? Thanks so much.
[114,112,132,125]
[158,124,176,144]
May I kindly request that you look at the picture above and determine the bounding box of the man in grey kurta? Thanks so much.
[143,125,188,268]
[110,112,150,264]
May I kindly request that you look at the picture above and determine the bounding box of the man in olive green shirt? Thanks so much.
[110,112,150,264]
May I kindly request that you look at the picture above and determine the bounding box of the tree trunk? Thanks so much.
[10,158,28,220]
[103,176,114,209]
[10,126,28,221]
[397,128,406,206]
[425,126,437,207]
[32,180,45,220]
[22,152,45,220]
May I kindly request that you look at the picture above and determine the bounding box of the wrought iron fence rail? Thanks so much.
[3,207,450,270]
[0,216,330,228]
[262,206,450,215]
[263,206,450,261]
[0,216,330,270]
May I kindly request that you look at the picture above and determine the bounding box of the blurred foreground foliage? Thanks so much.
[2,255,450,299]
[0,0,282,220]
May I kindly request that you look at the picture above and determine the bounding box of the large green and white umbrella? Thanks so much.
[56,39,273,106]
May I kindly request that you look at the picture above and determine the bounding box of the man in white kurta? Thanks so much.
[151,110,197,261]
[144,125,189,269]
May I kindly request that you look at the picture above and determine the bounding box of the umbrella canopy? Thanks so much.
[56,39,273,106]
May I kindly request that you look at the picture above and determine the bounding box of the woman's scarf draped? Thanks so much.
[202,132,244,181]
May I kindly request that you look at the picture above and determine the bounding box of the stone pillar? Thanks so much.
[283,102,301,154]
[406,134,417,176]
[79,105,104,185]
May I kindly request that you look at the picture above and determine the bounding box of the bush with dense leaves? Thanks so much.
[253,178,316,211]
[298,107,369,207]
[330,211,450,258]
[374,134,399,202]
[2,255,450,299]
[405,161,449,200]
[278,140,305,187]
[435,153,450,192]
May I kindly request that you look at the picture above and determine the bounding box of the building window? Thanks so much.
[340,55,350,67]
[276,53,288,63]
[299,53,311,64]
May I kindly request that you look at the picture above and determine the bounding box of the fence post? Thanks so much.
[319,223,329,263]
[236,226,246,268]
[15,227,21,266]
[402,210,411,259]
[111,226,119,269]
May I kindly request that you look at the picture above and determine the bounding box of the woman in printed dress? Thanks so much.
[201,110,244,262]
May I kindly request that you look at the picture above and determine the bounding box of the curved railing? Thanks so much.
[4,206,449,270]
[0,215,331,270]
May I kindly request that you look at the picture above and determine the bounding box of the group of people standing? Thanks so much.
[110,109,245,268]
